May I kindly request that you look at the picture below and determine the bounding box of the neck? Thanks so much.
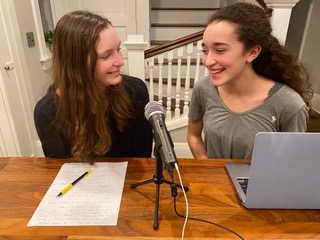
[219,69,270,98]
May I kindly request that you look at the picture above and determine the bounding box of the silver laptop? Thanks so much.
[225,132,320,209]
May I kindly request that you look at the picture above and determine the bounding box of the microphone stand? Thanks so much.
[130,145,189,230]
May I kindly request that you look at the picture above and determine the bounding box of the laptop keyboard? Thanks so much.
[237,177,249,194]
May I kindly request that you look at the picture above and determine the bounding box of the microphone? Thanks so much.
[144,101,177,178]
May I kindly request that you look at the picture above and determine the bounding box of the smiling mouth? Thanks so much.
[108,70,120,74]
[211,69,224,74]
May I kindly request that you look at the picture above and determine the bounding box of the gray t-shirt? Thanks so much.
[189,76,309,159]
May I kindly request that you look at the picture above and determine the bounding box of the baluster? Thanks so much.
[166,50,174,120]
[183,43,193,116]
[157,54,164,105]
[175,47,183,119]
[147,58,154,101]
[194,40,203,84]
[204,67,209,76]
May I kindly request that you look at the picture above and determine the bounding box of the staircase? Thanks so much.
[147,0,221,120]
[150,0,220,45]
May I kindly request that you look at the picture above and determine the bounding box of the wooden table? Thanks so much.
[0,157,320,240]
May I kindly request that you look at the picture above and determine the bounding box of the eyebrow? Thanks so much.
[201,42,229,48]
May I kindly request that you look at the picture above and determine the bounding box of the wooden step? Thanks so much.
[151,23,207,28]
[150,9,216,25]
[150,0,221,8]
[151,26,205,42]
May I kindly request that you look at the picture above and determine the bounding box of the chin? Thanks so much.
[108,75,123,86]
[114,75,123,83]
[211,78,224,87]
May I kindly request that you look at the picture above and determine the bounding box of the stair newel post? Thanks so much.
[194,40,203,84]
[166,50,174,120]
[148,57,155,101]
[264,0,300,44]
[183,43,193,116]
[175,47,183,119]
[123,35,148,81]
[157,54,164,105]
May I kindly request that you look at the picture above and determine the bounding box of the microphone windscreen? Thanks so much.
[144,101,165,120]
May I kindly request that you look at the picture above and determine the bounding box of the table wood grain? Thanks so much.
[0,157,320,240]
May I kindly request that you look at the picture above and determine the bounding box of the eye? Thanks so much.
[202,49,208,55]
[216,49,226,53]
[101,54,110,59]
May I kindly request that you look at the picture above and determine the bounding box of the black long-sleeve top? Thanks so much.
[34,75,153,158]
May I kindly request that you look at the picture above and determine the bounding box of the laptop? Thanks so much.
[225,132,320,209]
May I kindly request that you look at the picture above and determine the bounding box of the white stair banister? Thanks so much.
[157,54,164,105]
[194,40,203,84]
[166,50,174,120]
[175,46,184,119]
[183,43,193,116]
[147,57,155,101]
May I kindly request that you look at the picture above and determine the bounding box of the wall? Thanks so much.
[13,0,50,103]
[0,0,39,156]
[286,0,320,113]
[300,0,320,113]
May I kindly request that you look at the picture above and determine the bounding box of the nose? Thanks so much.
[114,50,124,67]
[202,52,216,67]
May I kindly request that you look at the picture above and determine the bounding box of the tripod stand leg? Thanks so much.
[153,183,160,230]
[129,153,188,229]
[130,179,154,188]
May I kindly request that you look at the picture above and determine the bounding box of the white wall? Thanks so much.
[13,0,50,103]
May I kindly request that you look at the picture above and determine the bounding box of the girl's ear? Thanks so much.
[247,45,262,63]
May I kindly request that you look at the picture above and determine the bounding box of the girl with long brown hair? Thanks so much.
[34,10,152,163]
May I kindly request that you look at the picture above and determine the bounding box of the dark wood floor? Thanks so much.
[307,109,320,132]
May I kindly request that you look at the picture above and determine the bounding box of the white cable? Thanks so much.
[174,162,188,240]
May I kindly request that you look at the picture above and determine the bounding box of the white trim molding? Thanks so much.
[124,35,148,80]
[265,0,301,44]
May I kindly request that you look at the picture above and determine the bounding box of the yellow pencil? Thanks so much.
[56,169,92,197]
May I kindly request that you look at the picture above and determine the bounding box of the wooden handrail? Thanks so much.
[144,30,204,59]
[145,0,272,59]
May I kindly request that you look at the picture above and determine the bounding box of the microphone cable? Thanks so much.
[172,163,245,240]
[173,163,189,239]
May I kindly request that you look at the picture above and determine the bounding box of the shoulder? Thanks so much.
[122,75,149,100]
[122,75,149,110]
[268,84,307,118]
[276,85,305,107]
[34,91,56,118]
[122,75,147,91]
[194,76,211,89]
[192,76,217,99]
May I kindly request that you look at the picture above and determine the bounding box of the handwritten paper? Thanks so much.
[28,161,127,226]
